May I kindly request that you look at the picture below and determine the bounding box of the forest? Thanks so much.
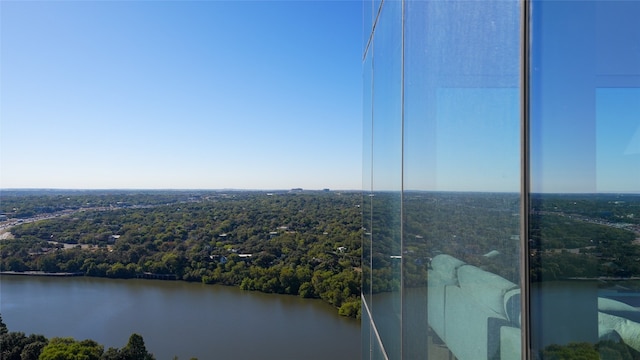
[0,190,362,318]
[2,190,639,322]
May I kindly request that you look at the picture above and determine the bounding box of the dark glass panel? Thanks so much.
[529,1,640,358]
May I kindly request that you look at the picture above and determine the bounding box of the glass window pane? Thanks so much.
[404,1,521,360]
[365,1,521,359]
[529,1,640,358]
[362,37,373,345]
[370,1,403,359]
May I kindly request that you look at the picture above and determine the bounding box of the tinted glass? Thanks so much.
[370,1,403,358]
[364,0,522,359]
[529,1,640,358]
[405,1,522,359]
[363,27,373,309]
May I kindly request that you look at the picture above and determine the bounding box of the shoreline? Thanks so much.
[0,271,84,277]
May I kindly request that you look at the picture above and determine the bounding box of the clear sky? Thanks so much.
[1,0,362,190]
[2,1,638,194]
[530,0,640,193]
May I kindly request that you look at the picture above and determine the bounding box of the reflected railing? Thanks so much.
[427,259,640,360]
[420,194,640,360]
[369,191,522,360]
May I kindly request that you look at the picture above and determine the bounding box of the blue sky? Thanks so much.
[2,1,638,193]
[1,1,362,190]
[530,0,640,193]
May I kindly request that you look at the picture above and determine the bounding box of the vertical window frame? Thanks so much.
[520,0,531,359]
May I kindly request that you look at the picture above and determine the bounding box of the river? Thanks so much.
[0,276,361,360]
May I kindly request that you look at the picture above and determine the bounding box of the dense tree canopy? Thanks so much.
[38,338,104,360]
[2,190,638,320]
[1,191,362,317]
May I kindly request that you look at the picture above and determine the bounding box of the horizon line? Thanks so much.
[2,188,638,195]
[0,187,361,192]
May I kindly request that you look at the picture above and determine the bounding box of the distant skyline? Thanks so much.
[1,1,362,190]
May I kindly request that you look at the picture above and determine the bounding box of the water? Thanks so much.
[0,276,361,360]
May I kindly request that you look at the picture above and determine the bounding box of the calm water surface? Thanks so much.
[0,276,360,360]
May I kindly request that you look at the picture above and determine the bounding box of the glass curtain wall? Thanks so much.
[528,0,640,358]
[363,0,640,359]
[363,0,522,359]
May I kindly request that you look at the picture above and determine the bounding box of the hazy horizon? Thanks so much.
[2,188,639,195]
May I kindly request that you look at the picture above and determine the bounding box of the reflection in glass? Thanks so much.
[362,39,373,360]
[363,0,521,359]
[529,0,640,358]
[364,0,639,358]
[406,0,521,358]
[370,1,402,358]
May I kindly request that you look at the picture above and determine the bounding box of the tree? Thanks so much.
[6,257,27,272]
[120,334,154,360]
[20,339,48,360]
[338,299,361,319]
[38,337,103,360]
[0,314,8,335]
[1,331,28,360]
[0,315,48,360]
[100,347,122,360]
